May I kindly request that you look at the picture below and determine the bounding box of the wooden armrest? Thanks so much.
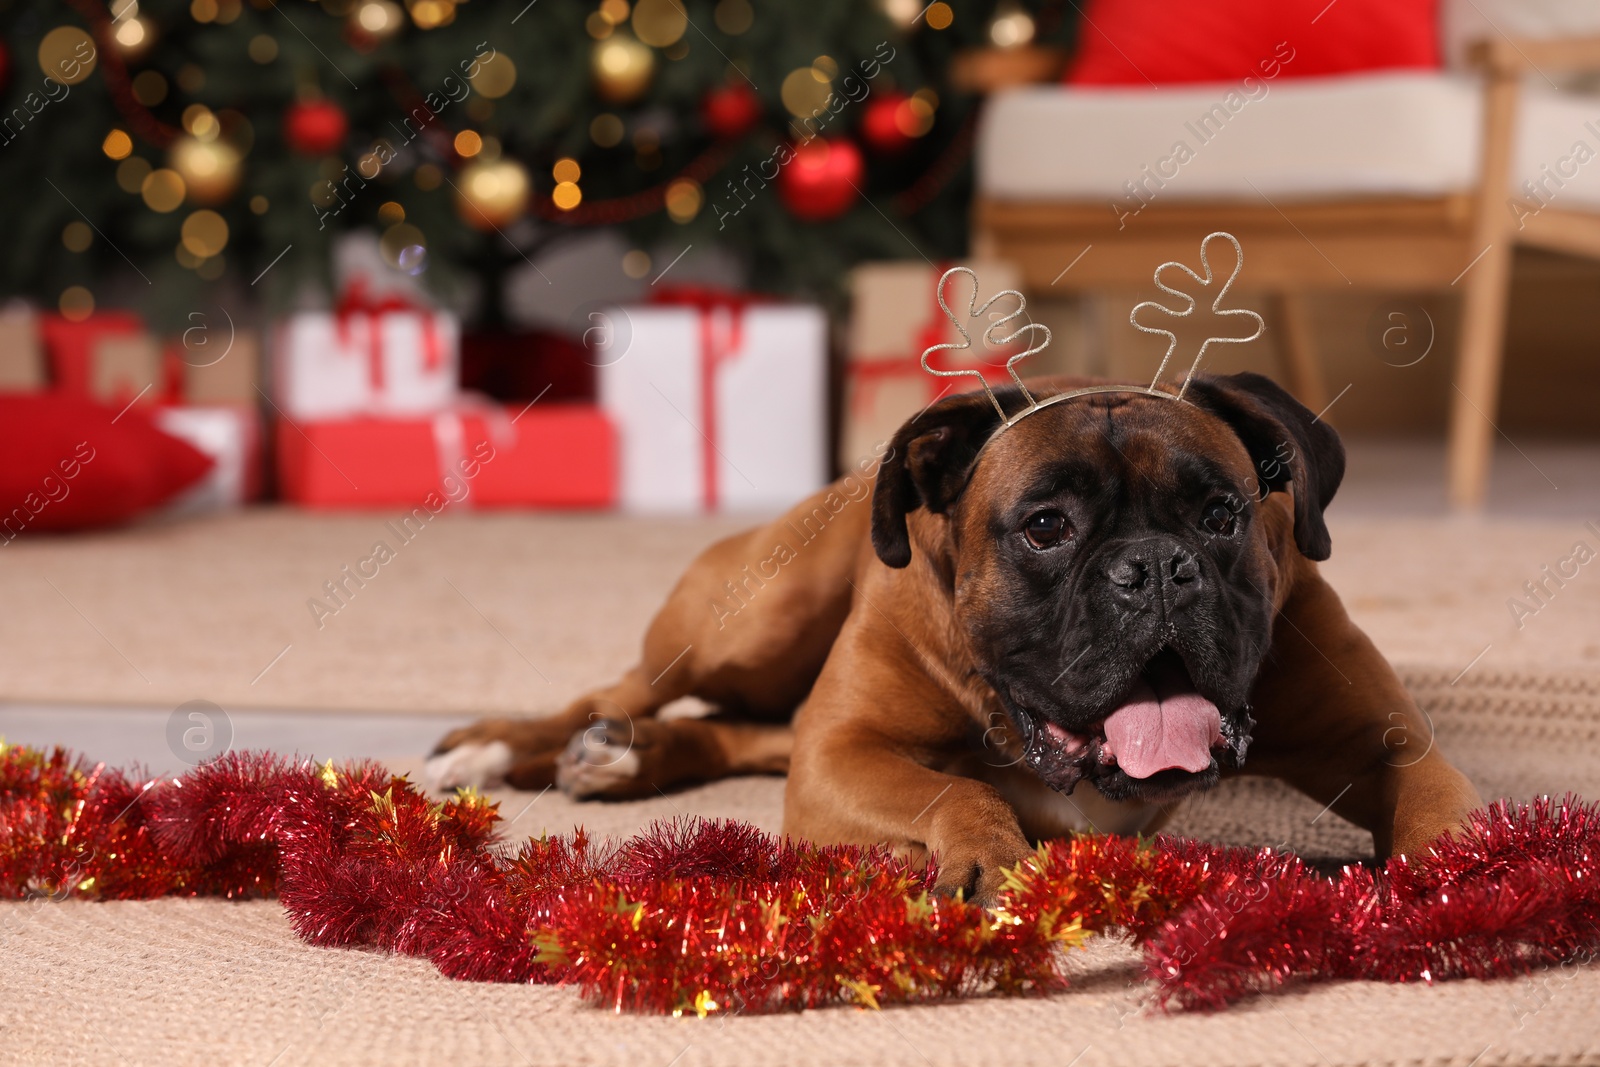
[1468,34,1600,77]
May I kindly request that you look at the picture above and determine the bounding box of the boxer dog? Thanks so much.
[427,372,1481,901]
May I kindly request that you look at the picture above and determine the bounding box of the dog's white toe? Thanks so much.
[424,740,513,792]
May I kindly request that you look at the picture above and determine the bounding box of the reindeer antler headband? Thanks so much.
[921,231,1265,429]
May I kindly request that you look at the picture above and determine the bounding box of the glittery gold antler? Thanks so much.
[919,233,1262,435]
[920,266,1051,423]
[1130,231,1264,402]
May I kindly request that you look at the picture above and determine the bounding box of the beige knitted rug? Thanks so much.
[5,668,1600,1067]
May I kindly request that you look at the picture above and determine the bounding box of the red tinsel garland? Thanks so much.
[3,741,1597,1015]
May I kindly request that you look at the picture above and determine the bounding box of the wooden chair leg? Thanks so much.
[1270,292,1328,414]
[1447,243,1515,509]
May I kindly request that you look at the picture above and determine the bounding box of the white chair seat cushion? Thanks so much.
[977,71,1600,215]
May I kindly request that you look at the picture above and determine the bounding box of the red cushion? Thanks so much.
[1066,0,1439,86]
[0,393,214,535]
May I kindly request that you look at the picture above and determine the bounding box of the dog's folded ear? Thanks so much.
[871,391,1006,569]
[1186,372,1346,561]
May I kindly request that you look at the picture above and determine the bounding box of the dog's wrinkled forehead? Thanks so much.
[965,393,1256,508]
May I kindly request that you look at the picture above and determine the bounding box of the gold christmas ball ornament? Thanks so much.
[169,135,242,205]
[455,158,529,230]
[39,26,97,86]
[592,33,655,104]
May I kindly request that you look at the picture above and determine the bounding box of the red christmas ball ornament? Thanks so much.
[284,100,348,157]
[701,83,762,140]
[777,137,863,221]
[860,91,913,154]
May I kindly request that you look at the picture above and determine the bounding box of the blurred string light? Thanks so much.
[62,222,93,253]
[131,70,167,105]
[468,52,517,98]
[407,0,457,30]
[879,0,920,28]
[621,249,650,278]
[141,169,187,213]
[190,0,242,23]
[59,287,94,322]
[665,178,701,223]
[988,0,1036,47]
[713,0,753,35]
[181,210,229,257]
[102,129,133,160]
[117,157,152,194]
[781,60,833,119]
[925,2,954,30]
[111,1,156,59]
[898,88,937,137]
[380,222,427,275]
[38,26,98,86]
[378,201,405,225]
[590,113,625,147]
[454,129,482,157]
[631,0,687,47]
[248,35,278,63]
[355,0,404,38]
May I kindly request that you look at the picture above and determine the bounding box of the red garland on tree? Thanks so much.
[4,740,1600,1016]
[284,99,349,156]
[700,82,763,141]
[777,137,864,221]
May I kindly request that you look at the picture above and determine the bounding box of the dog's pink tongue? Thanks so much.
[1103,659,1222,779]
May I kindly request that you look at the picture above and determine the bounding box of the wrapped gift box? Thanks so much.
[40,311,153,400]
[91,334,165,409]
[153,404,262,514]
[278,404,615,509]
[599,297,827,513]
[0,307,46,391]
[179,328,260,405]
[842,261,1023,469]
[274,284,460,419]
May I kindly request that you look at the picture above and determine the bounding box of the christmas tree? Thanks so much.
[0,0,1076,329]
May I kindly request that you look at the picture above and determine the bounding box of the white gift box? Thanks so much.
[599,302,827,513]
[842,260,1023,471]
[274,304,459,420]
[153,405,260,514]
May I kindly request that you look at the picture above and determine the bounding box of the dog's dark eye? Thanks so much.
[1201,500,1237,537]
[1023,510,1072,549]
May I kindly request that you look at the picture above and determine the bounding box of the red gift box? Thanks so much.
[40,312,153,398]
[278,403,616,509]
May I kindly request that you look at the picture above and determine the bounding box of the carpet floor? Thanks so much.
[3,494,1600,1066]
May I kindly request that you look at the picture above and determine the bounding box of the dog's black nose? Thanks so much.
[1104,537,1200,618]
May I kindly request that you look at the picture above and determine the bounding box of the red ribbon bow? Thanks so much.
[334,277,443,393]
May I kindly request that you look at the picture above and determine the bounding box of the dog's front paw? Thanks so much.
[424,739,513,792]
[928,830,1033,906]
[426,716,578,793]
[556,717,648,799]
